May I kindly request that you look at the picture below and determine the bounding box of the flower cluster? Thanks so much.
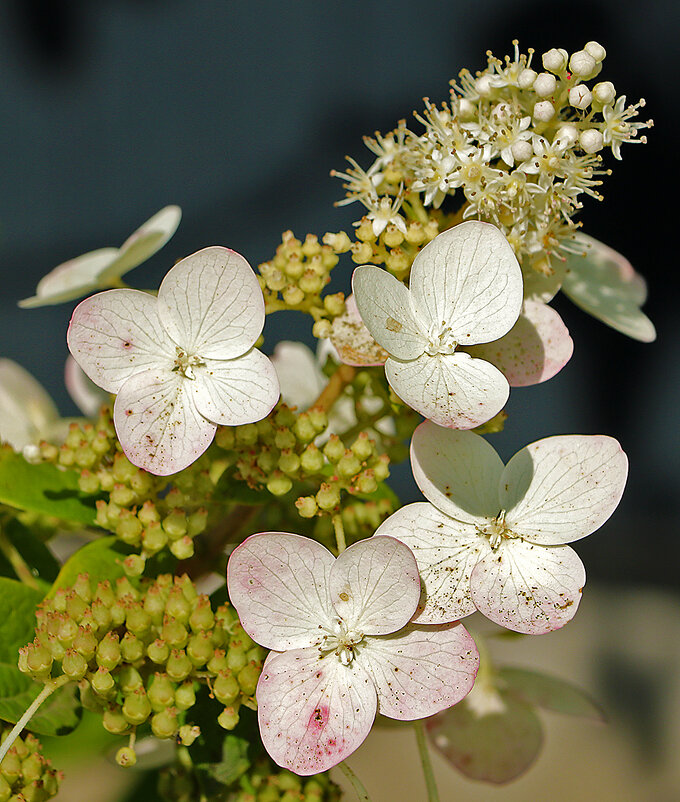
[0,727,61,801]
[19,573,265,763]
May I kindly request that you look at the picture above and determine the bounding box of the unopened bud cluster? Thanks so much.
[18,573,265,764]
[257,231,349,337]
[232,759,342,802]
[36,406,211,570]
[0,727,61,802]
[333,39,651,277]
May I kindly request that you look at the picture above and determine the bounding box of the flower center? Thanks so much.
[476,510,518,550]
[424,321,458,356]
[320,619,364,666]
[172,347,205,380]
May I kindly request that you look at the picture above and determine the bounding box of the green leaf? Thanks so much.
[427,690,543,784]
[0,451,97,525]
[500,667,606,722]
[203,734,251,786]
[5,518,59,583]
[0,577,81,736]
[48,536,132,596]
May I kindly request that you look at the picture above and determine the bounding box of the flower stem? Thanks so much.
[313,364,356,413]
[415,720,440,802]
[0,525,39,590]
[338,761,372,801]
[0,676,69,764]
[332,514,346,554]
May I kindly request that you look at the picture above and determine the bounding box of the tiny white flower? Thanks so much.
[67,247,280,475]
[376,421,628,634]
[227,532,479,774]
[19,206,181,308]
[352,222,523,429]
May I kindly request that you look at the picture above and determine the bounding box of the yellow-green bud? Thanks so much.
[218,706,240,730]
[163,510,188,540]
[207,649,228,675]
[166,650,192,682]
[96,632,121,669]
[316,482,341,512]
[373,454,390,481]
[151,708,179,739]
[215,426,235,450]
[186,509,208,537]
[256,447,277,474]
[112,453,137,483]
[174,682,196,710]
[165,588,192,622]
[118,666,144,694]
[283,285,305,306]
[274,428,296,451]
[120,633,145,664]
[226,648,247,673]
[148,673,175,711]
[91,667,115,697]
[235,423,259,446]
[323,435,345,464]
[123,554,145,577]
[337,450,361,479]
[91,599,112,631]
[169,535,194,560]
[299,443,324,473]
[278,450,300,476]
[237,662,261,697]
[351,432,374,461]
[110,483,136,507]
[62,648,87,680]
[351,241,373,263]
[141,521,167,555]
[122,688,152,725]
[295,496,318,518]
[147,638,170,664]
[312,319,333,339]
[213,670,240,706]
[24,643,53,678]
[78,469,100,494]
[178,724,200,746]
[266,470,293,497]
[356,469,378,495]
[138,500,160,526]
[323,292,346,317]
[189,596,214,632]
[162,618,188,650]
[115,746,137,767]
[103,708,130,735]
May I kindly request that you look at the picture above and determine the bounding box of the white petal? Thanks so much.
[329,536,420,635]
[502,435,628,545]
[375,502,487,624]
[158,247,265,358]
[464,300,573,387]
[64,355,108,417]
[112,368,216,475]
[226,533,336,651]
[192,349,279,426]
[521,259,566,303]
[409,222,523,345]
[351,266,427,360]
[67,289,173,393]
[362,622,478,719]
[270,342,326,410]
[98,205,182,283]
[330,294,389,367]
[0,360,60,449]
[562,233,656,342]
[386,352,509,430]
[470,540,585,634]
[18,248,118,308]
[410,422,504,521]
[257,648,377,775]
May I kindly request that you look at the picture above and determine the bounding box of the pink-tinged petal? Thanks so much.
[362,621,478,719]
[464,301,573,387]
[330,294,388,367]
[64,355,108,417]
[409,222,523,345]
[521,260,565,303]
[386,351,509,430]
[375,502,487,624]
[562,233,656,342]
[470,540,586,634]
[351,267,426,360]
[19,248,118,308]
[257,648,377,775]
[192,349,279,426]
[158,247,265,359]
[99,205,182,283]
[227,533,336,651]
[67,289,174,393]
[410,422,504,522]
[329,537,420,635]
[501,435,628,545]
[427,688,543,784]
[112,368,215,475]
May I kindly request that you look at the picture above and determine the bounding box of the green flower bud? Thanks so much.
[138,500,160,526]
[213,671,240,706]
[188,596,214,632]
[110,483,136,507]
[0,749,22,784]
[295,495,318,518]
[256,447,277,474]
[112,453,137,483]
[125,604,152,638]
[24,644,53,678]
[122,688,152,725]
[278,450,300,476]
[355,469,378,495]
[120,633,145,664]
[322,435,345,464]
[20,752,43,783]
[123,554,145,578]
[230,623,255,651]
[187,632,213,667]
[102,707,130,735]
[147,673,176,712]
[115,577,140,601]
[91,667,115,697]
[235,423,259,446]
[62,648,87,680]
[274,428,296,451]
[299,443,323,474]
[165,588,192,622]
[162,510,187,540]
[115,746,137,767]
[174,682,196,711]
[94,580,115,607]
[74,444,97,469]
[147,639,170,665]
[373,454,390,482]
[207,649,228,675]
[186,509,208,537]
[73,574,92,603]
[337,450,361,479]
[350,432,374,461]
[151,708,179,739]
[91,599,112,631]
[162,618,189,650]
[322,292,346,316]
[96,632,121,670]
[144,586,167,624]
[79,681,106,713]
[169,536,194,561]
[116,510,143,546]
[217,706,240,730]
[166,650,192,682]
[226,648,247,674]
[178,724,200,746]
[0,774,11,802]
[293,414,317,444]
[118,666,144,694]
[91,431,111,456]
[278,772,302,792]
[215,427,235,450]
[57,616,78,646]
[141,521,167,554]
[266,471,292,497]
[237,662,261,697]
[316,482,340,512]
[78,469,100,495]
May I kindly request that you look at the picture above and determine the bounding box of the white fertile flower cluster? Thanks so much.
[334,41,652,278]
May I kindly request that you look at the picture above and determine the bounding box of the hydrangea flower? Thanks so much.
[227,532,479,775]
[352,221,525,428]
[562,233,656,342]
[19,206,181,308]
[375,421,628,634]
[67,246,280,475]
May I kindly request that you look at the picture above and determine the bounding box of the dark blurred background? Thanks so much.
[0,0,677,590]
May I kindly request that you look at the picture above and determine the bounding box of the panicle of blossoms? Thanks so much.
[333,39,652,278]
[0,727,62,801]
[19,573,266,766]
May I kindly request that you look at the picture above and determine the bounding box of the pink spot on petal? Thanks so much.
[308,705,330,731]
